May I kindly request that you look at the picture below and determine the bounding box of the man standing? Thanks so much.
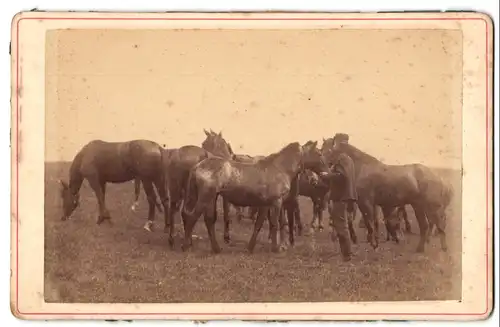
[324,133,357,262]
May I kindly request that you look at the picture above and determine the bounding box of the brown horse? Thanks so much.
[130,145,214,246]
[59,139,170,231]
[180,141,332,253]
[321,133,452,253]
[200,129,264,243]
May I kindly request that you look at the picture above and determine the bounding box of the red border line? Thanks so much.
[13,15,491,318]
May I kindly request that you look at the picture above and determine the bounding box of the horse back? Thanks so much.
[78,139,163,181]
[412,164,454,208]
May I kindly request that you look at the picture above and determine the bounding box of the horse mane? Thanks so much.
[226,142,235,156]
[303,140,317,147]
[259,142,301,164]
[339,143,380,164]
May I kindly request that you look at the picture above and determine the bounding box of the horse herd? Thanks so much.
[58,130,453,261]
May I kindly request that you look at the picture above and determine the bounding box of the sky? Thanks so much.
[45,28,462,169]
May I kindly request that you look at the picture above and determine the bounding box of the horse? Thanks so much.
[180,141,333,254]
[298,169,334,233]
[321,134,452,253]
[58,139,170,232]
[129,145,214,246]
[200,129,264,244]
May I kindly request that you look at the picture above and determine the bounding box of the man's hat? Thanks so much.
[333,133,349,144]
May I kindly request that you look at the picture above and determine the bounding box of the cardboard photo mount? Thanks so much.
[10,10,494,321]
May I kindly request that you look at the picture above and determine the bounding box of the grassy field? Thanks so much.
[44,162,462,303]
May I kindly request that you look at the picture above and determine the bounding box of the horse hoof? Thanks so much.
[143,222,153,232]
[212,247,222,254]
[318,226,324,232]
[168,238,174,248]
[224,236,231,244]
[61,216,68,221]
[416,246,425,253]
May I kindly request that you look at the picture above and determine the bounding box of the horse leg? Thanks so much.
[317,197,326,231]
[235,206,244,222]
[131,177,140,212]
[181,196,208,252]
[249,207,259,221]
[223,197,231,244]
[286,203,296,247]
[87,176,111,224]
[434,208,448,251]
[248,208,268,253]
[403,208,413,234]
[382,207,399,244]
[294,199,303,236]
[278,205,288,250]
[153,177,172,247]
[310,197,318,230]
[204,198,222,254]
[358,200,378,249]
[411,204,429,253]
[347,210,358,244]
[268,201,282,253]
[141,180,157,232]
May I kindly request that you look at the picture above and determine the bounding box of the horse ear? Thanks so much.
[218,131,222,137]
[313,141,318,148]
[204,129,210,136]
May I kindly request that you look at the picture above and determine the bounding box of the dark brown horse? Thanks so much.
[130,145,214,246]
[59,139,170,231]
[321,134,452,253]
[180,141,332,253]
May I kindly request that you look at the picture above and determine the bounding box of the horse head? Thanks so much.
[301,140,330,177]
[59,179,79,220]
[201,129,234,159]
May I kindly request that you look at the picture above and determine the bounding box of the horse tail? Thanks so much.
[181,169,199,218]
[153,144,166,212]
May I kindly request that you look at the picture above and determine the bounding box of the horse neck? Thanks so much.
[340,144,383,173]
[266,150,302,179]
[68,152,84,195]
[203,144,232,159]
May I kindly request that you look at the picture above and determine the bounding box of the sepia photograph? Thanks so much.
[10,11,493,320]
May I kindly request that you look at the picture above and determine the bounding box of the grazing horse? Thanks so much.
[180,141,332,254]
[59,139,170,231]
[130,145,214,246]
[321,134,452,253]
[357,204,413,236]
[296,170,330,233]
